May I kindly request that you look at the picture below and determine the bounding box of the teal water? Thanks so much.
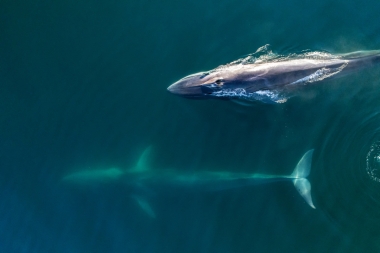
[1,0,380,252]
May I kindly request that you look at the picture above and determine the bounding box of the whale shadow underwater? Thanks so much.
[62,147,316,218]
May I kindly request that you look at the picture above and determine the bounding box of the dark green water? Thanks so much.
[1,0,380,252]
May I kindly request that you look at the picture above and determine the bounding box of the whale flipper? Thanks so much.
[293,178,315,209]
[291,150,316,209]
[131,195,156,218]
[291,149,314,178]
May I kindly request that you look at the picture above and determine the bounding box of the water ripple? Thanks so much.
[315,102,380,238]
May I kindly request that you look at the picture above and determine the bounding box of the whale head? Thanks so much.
[167,70,235,99]
[167,64,270,102]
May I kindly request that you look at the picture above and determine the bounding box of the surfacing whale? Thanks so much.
[62,147,316,217]
[167,46,380,104]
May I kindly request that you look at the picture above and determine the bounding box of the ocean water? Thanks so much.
[1,0,380,252]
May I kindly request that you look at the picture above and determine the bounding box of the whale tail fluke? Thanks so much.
[291,149,316,209]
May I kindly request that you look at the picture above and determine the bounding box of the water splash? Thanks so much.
[211,88,288,104]
[290,62,348,85]
[214,44,342,71]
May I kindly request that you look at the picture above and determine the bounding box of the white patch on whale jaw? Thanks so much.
[211,88,289,104]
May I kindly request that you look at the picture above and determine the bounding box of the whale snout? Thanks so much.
[167,81,203,97]
[167,81,186,94]
[167,72,209,98]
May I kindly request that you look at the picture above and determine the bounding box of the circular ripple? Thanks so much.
[315,103,380,239]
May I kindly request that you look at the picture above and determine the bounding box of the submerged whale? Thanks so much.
[62,147,316,217]
[167,47,380,104]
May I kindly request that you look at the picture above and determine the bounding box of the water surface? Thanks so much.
[1,0,380,252]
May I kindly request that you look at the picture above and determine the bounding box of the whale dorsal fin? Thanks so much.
[136,146,153,170]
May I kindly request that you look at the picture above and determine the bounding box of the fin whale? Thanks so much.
[167,48,380,104]
[62,147,316,217]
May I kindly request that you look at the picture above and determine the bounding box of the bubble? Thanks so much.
[366,141,380,182]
